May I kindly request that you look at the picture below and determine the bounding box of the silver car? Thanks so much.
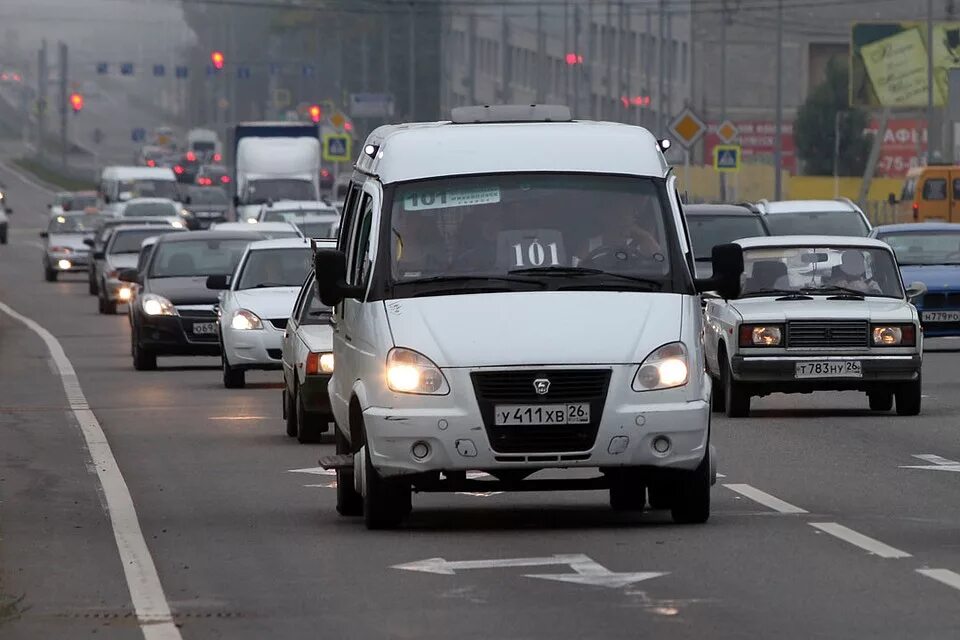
[96,224,186,314]
[41,212,109,281]
[703,236,925,417]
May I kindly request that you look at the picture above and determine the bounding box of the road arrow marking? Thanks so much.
[393,554,667,588]
[900,454,960,473]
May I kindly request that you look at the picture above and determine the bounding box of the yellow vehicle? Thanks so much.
[891,164,960,222]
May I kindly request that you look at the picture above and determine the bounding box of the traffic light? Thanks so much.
[210,50,225,71]
[69,92,84,113]
[308,104,322,123]
[565,53,584,66]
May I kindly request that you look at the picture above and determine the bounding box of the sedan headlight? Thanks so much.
[871,324,916,346]
[229,309,263,330]
[633,342,689,391]
[738,324,784,347]
[306,351,335,374]
[170,220,186,229]
[141,294,178,316]
[385,347,449,395]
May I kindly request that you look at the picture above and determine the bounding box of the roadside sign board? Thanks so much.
[273,88,291,109]
[322,133,352,162]
[668,107,706,149]
[330,111,346,130]
[713,144,741,173]
[717,120,739,144]
[349,93,395,118]
[131,127,146,142]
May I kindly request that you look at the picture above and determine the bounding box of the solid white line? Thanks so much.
[810,522,912,559]
[917,568,960,592]
[723,483,808,514]
[913,454,960,466]
[0,300,182,640]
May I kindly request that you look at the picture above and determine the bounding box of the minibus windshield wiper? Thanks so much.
[398,275,548,288]
[509,266,663,289]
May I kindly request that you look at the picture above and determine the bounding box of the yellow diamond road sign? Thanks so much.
[717,120,739,144]
[330,111,346,130]
[668,108,706,149]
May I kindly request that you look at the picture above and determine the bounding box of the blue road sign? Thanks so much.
[120,62,134,76]
[153,64,165,77]
[96,62,108,75]
[175,66,189,79]
[713,144,741,173]
[322,134,351,162]
[237,66,251,79]
[206,64,216,77]
[131,127,146,142]
[302,64,314,78]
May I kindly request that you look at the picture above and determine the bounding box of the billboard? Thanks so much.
[864,118,927,177]
[851,22,960,107]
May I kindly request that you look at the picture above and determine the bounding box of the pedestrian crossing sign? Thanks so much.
[323,133,352,162]
[713,144,741,173]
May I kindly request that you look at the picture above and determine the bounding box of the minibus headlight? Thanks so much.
[385,348,449,395]
[633,342,689,391]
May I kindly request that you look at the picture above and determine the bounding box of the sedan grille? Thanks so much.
[920,292,960,309]
[786,320,868,348]
[471,369,611,454]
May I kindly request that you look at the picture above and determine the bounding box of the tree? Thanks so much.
[794,58,872,176]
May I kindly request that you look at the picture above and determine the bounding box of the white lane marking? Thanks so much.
[900,454,960,473]
[723,484,808,514]
[209,415,268,420]
[810,522,912,559]
[394,554,667,589]
[288,466,336,476]
[917,568,960,592]
[0,301,182,640]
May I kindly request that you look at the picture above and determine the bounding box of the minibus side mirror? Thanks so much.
[695,243,743,300]
[314,248,363,306]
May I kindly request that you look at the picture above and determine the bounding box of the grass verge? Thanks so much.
[12,157,95,191]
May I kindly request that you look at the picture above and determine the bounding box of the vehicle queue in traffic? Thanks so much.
[32,107,957,530]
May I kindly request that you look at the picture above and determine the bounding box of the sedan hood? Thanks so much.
[730,296,913,322]
[105,254,139,270]
[146,277,220,305]
[47,233,91,251]
[232,287,300,320]
[384,291,683,367]
[899,264,960,290]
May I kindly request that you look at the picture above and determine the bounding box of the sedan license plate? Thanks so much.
[794,361,862,379]
[494,403,590,426]
[922,311,960,323]
[192,322,218,335]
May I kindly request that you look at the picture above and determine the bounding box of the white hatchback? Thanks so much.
[211,237,313,388]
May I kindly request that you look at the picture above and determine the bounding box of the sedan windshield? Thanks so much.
[261,209,336,223]
[389,173,674,291]
[878,231,960,266]
[764,211,869,237]
[740,246,903,298]
[119,179,180,201]
[187,187,228,205]
[48,214,108,233]
[110,229,177,254]
[123,201,178,218]
[236,248,311,289]
[296,220,338,239]
[247,179,314,203]
[61,194,98,211]
[149,239,252,277]
[688,215,767,260]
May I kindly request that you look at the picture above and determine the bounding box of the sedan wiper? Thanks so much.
[509,266,663,289]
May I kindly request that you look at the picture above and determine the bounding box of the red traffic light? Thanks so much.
[211,51,225,70]
[564,53,584,66]
[308,104,322,123]
[69,92,84,113]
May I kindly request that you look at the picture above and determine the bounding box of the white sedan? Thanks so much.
[703,236,925,417]
[212,237,313,388]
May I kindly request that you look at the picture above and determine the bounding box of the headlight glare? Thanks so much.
[871,324,915,346]
[171,220,185,229]
[633,342,689,391]
[141,294,178,316]
[230,309,262,330]
[385,347,449,395]
[739,324,783,347]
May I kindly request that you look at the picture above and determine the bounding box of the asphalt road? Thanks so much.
[3,152,960,639]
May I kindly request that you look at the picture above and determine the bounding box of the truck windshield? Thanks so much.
[388,173,675,293]
[247,180,315,204]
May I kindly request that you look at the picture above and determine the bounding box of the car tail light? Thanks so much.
[174,165,184,175]
[913,202,919,220]
[213,153,222,162]
[146,159,156,167]
[220,175,230,184]
[186,151,196,162]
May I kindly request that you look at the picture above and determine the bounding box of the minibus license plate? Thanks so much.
[794,361,861,379]
[494,404,590,426]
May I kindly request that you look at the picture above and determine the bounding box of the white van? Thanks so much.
[99,166,181,215]
[315,105,740,529]
[186,128,221,160]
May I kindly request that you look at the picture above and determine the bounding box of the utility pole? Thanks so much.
[605,0,613,118]
[59,41,68,169]
[468,12,477,104]
[573,4,581,117]
[657,0,665,135]
[564,0,570,106]
[773,0,783,199]
[720,0,728,201]
[382,16,390,100]
[409,4,416,119]
[665,8,672,132]
[927,0,936,162]
[37,40,47,160]
[645,9,652,129]
[537,3,545,103]
[617,0,626,121]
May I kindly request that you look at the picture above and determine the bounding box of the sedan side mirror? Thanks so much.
[905,281,927,301]
[40,231,49,238]
[314,248,363,306]
[206,274,230,290]
[695,243,743,300]
[118,268,140,284]
[888,193,897,206]
[83,238,94,246]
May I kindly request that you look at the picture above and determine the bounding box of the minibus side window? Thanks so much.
[922,178,947,201]
[348,195,374,289]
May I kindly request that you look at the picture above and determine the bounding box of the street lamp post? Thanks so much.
[834,110,845,198]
